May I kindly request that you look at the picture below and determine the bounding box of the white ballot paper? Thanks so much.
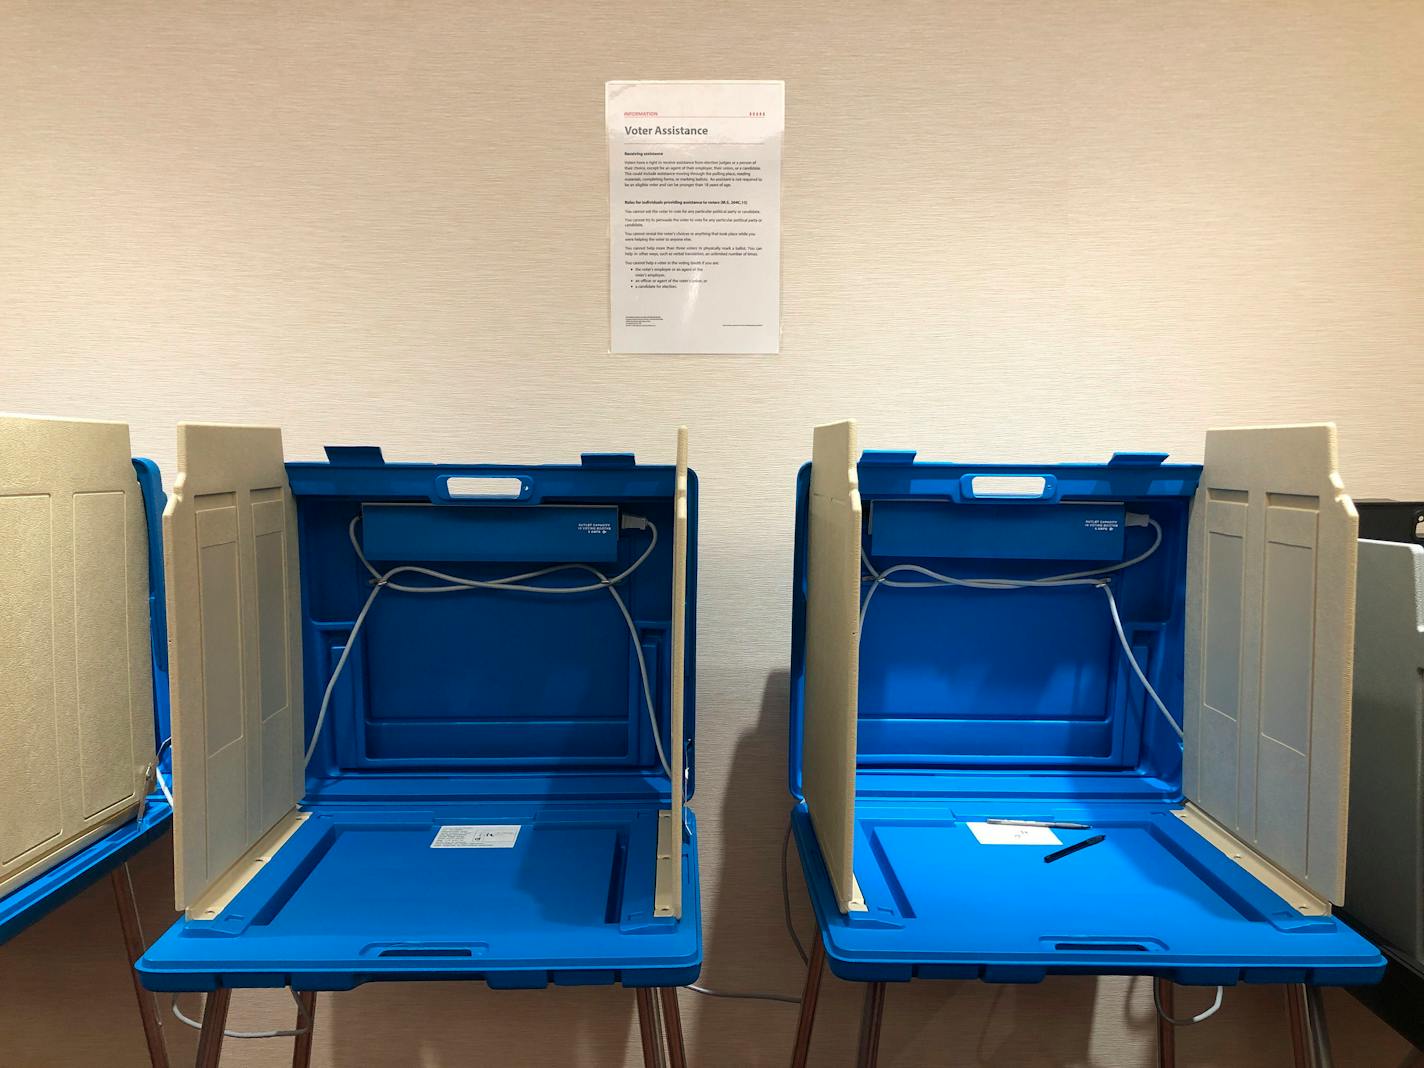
[607,80,784,354]
[966,822,1062,846]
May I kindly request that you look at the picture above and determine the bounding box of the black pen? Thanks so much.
[1043,834,1106,864]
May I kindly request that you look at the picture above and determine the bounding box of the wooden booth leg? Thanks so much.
[855,982,887,1068]
[789,935,826,1068]
[658,988,687,1068]
[636,987,662,1068]
[110,866,171,1068]
[1154,978,1176,1068]
[194,988,232,1068]
[291,990,318,1068]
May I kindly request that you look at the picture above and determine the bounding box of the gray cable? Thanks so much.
[169,988,312,1039]
[1151,981,1224,1025]
[671,817,807,1007]
[305,515,670,777]
[858,518,1182,741]
[124,860,309,1040]
[1102,583,1182,738]
[685,983,800,1006]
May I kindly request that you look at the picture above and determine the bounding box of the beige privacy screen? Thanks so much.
[165,423,305,910]
[1185,424,1357,905]
[655,425,689,920]
[0,414,153,898]
[803,420,864,914]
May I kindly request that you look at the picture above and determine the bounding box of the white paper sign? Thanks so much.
[607,80,784,354]
[966,822,1062,846]
[431,825,521,849]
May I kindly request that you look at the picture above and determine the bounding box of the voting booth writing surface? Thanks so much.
[139,424,699,992]
[0,414,172,943]
[788,421,1382,985]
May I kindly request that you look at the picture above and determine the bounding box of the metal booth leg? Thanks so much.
[1302,985,1335,1068]
[855,982,887,1068]
[1285,983,1336,1068]
[658,988,687,1068]
[1154,978,1176,1068]
[789,934,826,1068]
[291,991,318,1068]
[110,866,170,1068]
[1286,984,1311,1068]
[194,988,232,1068]
[636,988,662,1068]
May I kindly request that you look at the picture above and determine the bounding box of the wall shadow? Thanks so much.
[684,668,814,1066]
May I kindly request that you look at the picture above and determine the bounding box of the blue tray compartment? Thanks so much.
[140,448,699,991]
[294,455,694,789]
[789,450,1382,985]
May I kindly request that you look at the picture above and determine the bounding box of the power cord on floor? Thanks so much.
[674,816,812,1008]
[123,861,309,1040]
[684,983,801,1006]
[1152,982,1225,1024]
[169,988,312,1039]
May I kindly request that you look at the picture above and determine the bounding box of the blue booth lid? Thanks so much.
[287,446,697,805]
[789,448,1203,802]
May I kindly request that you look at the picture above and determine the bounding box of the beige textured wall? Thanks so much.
[2,1,1421,1064]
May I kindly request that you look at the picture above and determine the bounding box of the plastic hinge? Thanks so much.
[860,450,918,465]
[324,446,386,466]
[580,452,637,468]
[1108,451,1169,467]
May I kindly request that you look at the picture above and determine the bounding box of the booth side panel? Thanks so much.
[803,420,862,913]
[1346,540,1424,960]
[1185,424,1357,905]
[656,426,689,920]
[0,414,152,897]
[167,422,305,911]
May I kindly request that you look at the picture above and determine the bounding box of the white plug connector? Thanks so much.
[1125,511,1151,528]
[621,514,651,531]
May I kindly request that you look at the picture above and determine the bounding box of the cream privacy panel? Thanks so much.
[1346,540,1424,959]
[655,425,689,921]
[1184,424,1358,905]
[165,422,305,911]
[0,414,152,898]
[803,420,864,914]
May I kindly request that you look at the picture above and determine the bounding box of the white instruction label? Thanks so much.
[966,822,1061,846]
[431,825,522,849]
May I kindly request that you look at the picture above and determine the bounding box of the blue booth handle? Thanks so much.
[433,474,533,503]
[959,473,1061,503]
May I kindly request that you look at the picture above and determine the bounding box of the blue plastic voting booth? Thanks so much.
[137,424,699,1067]
[786,421,1383,1068]
[0,415,174,1067]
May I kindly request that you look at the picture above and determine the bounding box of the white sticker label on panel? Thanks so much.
[966,822,1062,846]
[431,825,522,849]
